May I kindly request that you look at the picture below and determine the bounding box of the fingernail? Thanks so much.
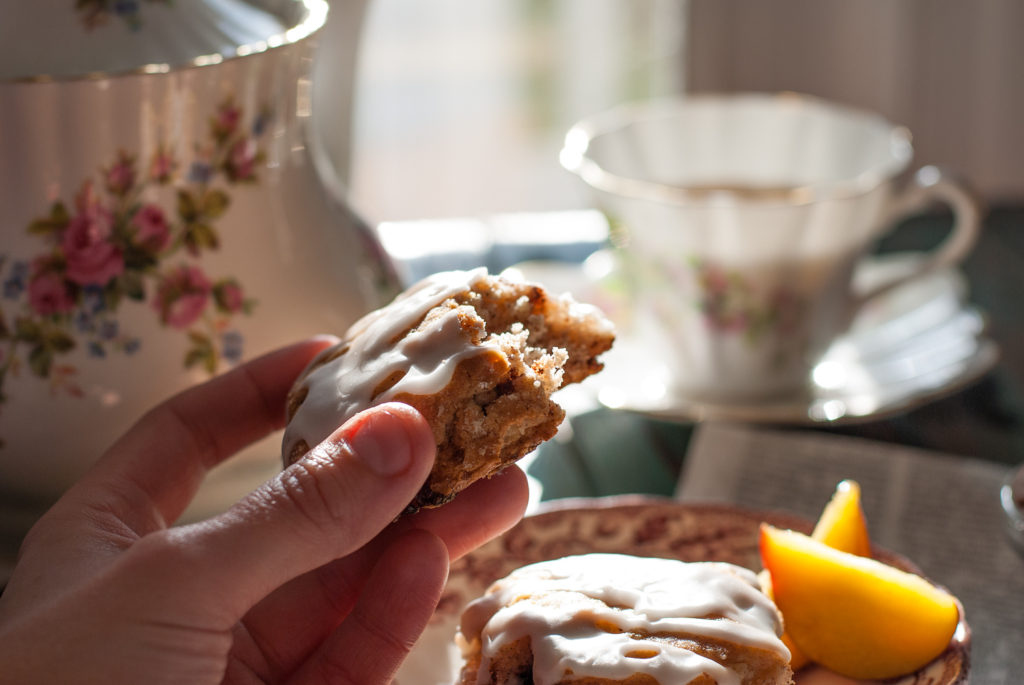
[348,407,415,476]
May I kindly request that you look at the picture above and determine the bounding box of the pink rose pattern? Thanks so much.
[132,204,171,252]
[692,259,806,344]
[61,182,126,286]
[27,270,75,317]
[152,265,212,329]
[213,279,246,314]
[0,97,262,416]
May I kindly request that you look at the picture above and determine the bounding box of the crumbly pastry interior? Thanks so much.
[282,268,614,511]
[456,554,794,685]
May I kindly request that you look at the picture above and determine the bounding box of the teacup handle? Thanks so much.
[853,165,982,308]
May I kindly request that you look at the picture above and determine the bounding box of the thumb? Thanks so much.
[119,402,436,625]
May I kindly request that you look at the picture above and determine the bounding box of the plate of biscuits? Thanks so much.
[396,493,969,685]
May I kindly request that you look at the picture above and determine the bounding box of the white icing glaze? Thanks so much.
[282,268,493,458]
[458,554,790,685]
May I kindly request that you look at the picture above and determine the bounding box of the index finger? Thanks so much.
[81,335,337,529]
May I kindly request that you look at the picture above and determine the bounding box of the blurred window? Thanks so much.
[350,0,688,222]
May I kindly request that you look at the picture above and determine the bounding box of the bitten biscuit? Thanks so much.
[281,268,614,512]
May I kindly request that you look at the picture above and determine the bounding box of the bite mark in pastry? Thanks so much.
[281,268,614,512]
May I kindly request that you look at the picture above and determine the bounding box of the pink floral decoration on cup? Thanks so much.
[692,258,807,344]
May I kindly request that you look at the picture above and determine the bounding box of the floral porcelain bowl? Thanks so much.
[0,0,393,550]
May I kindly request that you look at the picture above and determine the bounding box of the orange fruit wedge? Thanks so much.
[811,479,871,557]
[758,571,811,670]
[763,479,871,670]
[760,525,960,680]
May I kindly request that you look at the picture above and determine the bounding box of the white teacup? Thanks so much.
[560,93,981,402]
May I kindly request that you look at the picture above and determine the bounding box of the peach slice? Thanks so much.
[811,479,871,557]
[760,525,960,680]
[763,479,871,670]
[759,571,811,670]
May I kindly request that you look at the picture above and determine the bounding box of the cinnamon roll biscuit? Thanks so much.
[456,554,794,685]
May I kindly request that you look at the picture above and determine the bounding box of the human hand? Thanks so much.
[0,336,529,684]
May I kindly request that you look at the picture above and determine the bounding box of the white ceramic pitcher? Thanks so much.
[0,0,393,548]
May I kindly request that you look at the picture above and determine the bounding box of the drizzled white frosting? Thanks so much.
[458,554,790,685]
[282,268,493,458]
